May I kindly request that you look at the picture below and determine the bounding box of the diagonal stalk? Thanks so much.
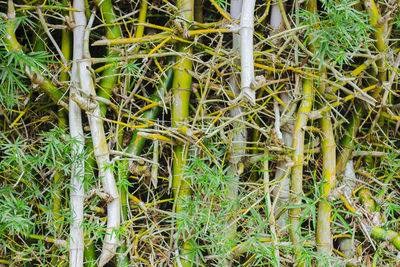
[4,2,68,110]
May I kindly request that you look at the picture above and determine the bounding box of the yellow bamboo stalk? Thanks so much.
[171,0,194,265]
[289,75,314,255]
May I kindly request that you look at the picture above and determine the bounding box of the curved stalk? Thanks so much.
[118,63,174,264]
[240,0,256,104]
[69,0,86,266]
[4,4,68,110]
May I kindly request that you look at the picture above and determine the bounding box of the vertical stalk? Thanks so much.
[363,0,386,97]
[92,1,126,265]
[172,0,194,265]
[51,2,70,263]
[77,13,121,267]
[270,2,293,232]
[289,5,317,252]
[227,0,243,204]
[240,0,256,104]
[289,76,314,258]
[93,0,123,116]
[69,0,86,266]
[316,111,336,255]
[225,0,244,264]
[4,2,67,109]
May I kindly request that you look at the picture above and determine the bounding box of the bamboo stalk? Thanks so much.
[240,0,256,104]
[224,1,244,264]
[363,0,386,97]
[172,0,194,265]
[369,227,400,251]
[92,1,126,264]
[76,12,120,267]
[69,0,86,266]
[270,2,293,233]
[336,107,363,176]
[4,3,68,110]
[51,2,70,263]
[357,189,400,251]
[289,75,314,258]
[316,110,336,255]
[93,0,123,116]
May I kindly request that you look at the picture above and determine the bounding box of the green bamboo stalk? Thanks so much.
[288,0,316,257]
[336,107,363,176]
[302,0,337,255]
[117,65,173,266]
[4,5,68,110]
[363,0,386,97]
[369,227,400,251]
[126,69,174,156]
[316,111,336,255]
[358,188,377,212]
[84,142,97,267]
[51,2,70,262]
[289,75,314,258]
[93,0,123,116]
[172,1,194,265]
[358,189,400,251]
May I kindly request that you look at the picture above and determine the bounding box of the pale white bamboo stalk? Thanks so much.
[229,0,245,171]
[339,160,356,258]
[270,3,283,35]
[69,0,86,266]
[240,0,256,104]
[78,13,120,267]
[270,3,293,233]
[224,2,244,265]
